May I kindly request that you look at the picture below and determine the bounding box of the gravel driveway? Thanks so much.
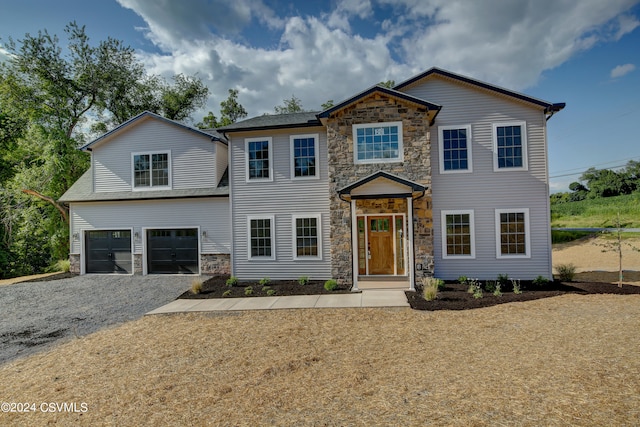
[0,275,198,365]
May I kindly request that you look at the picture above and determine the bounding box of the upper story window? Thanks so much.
[439,125,472,173]
[132,151,170,190]
[493,121,528,171]
[290,134,319,179]
[245,137,273,182]
[353,121,403,164]
[495,208,531,258]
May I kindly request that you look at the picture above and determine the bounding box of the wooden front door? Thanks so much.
[368,216,394,275]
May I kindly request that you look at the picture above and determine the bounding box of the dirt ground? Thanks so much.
[1,294,639,426]
[552,235,640,284]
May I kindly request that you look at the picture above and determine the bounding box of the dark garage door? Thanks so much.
[147,229,199,274]
[85,230,132,274]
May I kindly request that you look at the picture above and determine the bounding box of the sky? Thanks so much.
[1,0,639,193]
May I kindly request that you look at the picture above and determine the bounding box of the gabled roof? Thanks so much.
[394,67,565,114]
[317,85,442,125]
[80,111,226,151]
[337,170,427,201]
[218,112,322,133]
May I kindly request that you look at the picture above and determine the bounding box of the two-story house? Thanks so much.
[60,67,564,290]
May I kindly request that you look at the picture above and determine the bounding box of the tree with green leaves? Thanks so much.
[321,100,334,110]
[378,80,395,88]
[197,89,248,129]
[274,94,306,114]
[0,22,209,278]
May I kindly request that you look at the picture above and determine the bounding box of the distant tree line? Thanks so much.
[551,160,640,204]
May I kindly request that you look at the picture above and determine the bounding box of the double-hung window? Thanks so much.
[292,214,322,259]
[493,121,527,171]
[353,121,403,164]
[248,216,275,260]
[439,125,472,173]
[290,134,319,179]
[441,210,475,258]
[245,137,273,181]
[132,151,170,190]
[495,209,531,258]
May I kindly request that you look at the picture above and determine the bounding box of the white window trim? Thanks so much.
[245,137,273,182]
[290,134,320,180]
[441,210,476,259]
[292,214,322,260]
[495,208,531,259]
[247,215,276,260]
[353,121,404,165]
[131,150,172,191]
[438,124,473,174]
[492,121,528,172]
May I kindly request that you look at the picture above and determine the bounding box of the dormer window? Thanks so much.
[132,151,171,190]
[353,121,403,164]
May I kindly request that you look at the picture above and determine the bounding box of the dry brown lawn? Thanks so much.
[1,294,640,426]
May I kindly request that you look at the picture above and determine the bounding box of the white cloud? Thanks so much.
[115,0,640,121]
[610,63,636,78]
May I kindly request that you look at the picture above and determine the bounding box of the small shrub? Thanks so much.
[555,263,576,281]
[191,279,203,294]
[533,275,550,286]
[46,259,71,273]
[467,278,479,294]
[324,279,338,291]
[298,276,310,286]
[497,273,509,288]
[493,283,502,297]
[226,276,238,287]
[458,275,469,286]
[244,286,254,296]
[484,280,497,293]
[262,286,271,292]
[222,289,232,297]
[266,289,276,296]
[422,277,442,301]
[259,277,271,286]
[473,286,483,299]
[512,279,522,294]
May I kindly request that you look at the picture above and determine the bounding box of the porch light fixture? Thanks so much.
[202,230,207,238]
[134,231,140,239]
[73,232,79,241]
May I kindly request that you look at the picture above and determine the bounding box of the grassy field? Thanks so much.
[551,192,640,228]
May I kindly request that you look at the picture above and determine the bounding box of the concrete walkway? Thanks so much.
[146,289,409,315]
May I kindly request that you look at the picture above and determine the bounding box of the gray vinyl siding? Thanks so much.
[402,76,552,280]
[69,198,230,255]
[229,127,332,280]
[92,117,222,192]
[216,143,228,185]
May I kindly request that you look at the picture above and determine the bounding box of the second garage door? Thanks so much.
[147,228,199,274]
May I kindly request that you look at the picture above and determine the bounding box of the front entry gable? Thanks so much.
[338,171,426,201]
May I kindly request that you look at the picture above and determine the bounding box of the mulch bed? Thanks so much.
[179,275,351,299]
[406,281,640,310]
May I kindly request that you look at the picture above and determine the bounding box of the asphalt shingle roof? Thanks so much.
[217,112,321,132]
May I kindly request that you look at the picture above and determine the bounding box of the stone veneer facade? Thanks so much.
[69,253,230,275]
[326,93,434,285]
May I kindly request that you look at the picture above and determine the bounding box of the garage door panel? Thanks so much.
[147,228,198,274]
[86,230,132,274]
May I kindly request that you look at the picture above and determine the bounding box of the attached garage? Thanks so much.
[146,228,199,274]
[85,230,132,274]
